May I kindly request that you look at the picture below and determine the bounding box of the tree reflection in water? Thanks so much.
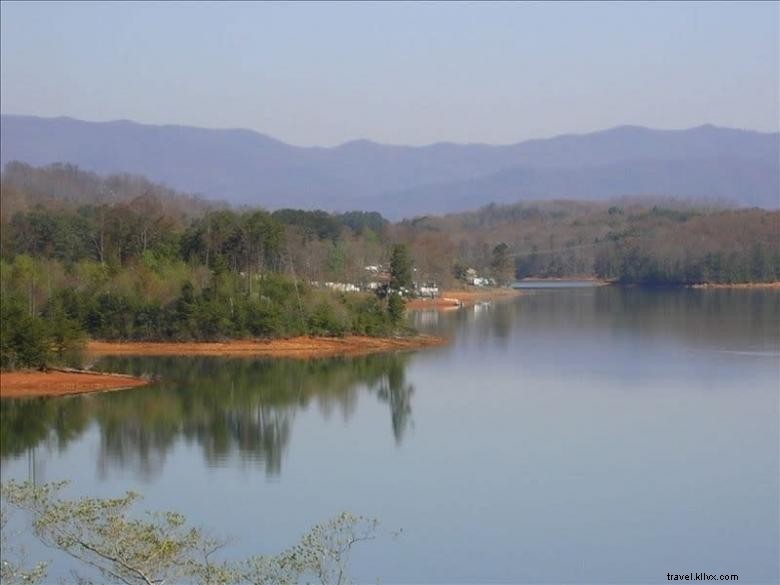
[375,360,414,444]
[0,353,415,478]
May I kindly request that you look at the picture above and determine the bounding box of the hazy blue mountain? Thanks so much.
[2,114,777,217]
[381,156,779,217]
[0,115,361,209]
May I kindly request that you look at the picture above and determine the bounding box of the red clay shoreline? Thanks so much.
[1,334,448,398]
[86,334,448,358]
[1,370,150,399]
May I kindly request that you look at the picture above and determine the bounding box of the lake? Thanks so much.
[2,286,778,584]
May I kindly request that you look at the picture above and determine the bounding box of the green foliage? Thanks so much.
[389,244,413,291]
[0,165,406,368]
[251,511,379,585]
[0,259,408,358]
[326,241,347,280]
[592,240,780,285]
[344,295,396,336]
[490,242,514,285]
[0,291,61,370]
[1,481,381,585]
[336,211,388,235]
[387,293,406,326]
[271,209,342,242]
[2,481,209,585]
[4,163,777,367]
[308,301,348,337]
[41,297,86,363]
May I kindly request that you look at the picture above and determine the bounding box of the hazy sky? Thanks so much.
[1,1,778,146]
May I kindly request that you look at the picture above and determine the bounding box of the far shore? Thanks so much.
[688,281,780,289]
[0,370,150,399]
[86,334,448,358]
[405,281,780,311]
[516,277,610,283]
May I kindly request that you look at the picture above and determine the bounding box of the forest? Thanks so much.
[1,162,778,369]
[397,199,779,286]
[0,163,411,369]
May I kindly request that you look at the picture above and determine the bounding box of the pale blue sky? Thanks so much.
[1,1,778,146]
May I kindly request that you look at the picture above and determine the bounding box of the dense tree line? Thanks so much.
[2,163,777,368]
[0,165,406,370]
[393,200,780,286]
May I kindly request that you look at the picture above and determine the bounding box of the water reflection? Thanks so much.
[1,288,778,582]
[1,353,415,478]
[415,287,780,353]
[375,359,414,443]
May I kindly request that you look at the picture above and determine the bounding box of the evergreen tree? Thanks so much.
[389,244,413,292]
[490,242,514,285]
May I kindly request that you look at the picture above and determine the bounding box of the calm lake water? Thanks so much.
[2,286,779,584]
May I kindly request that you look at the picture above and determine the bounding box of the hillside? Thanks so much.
[2,115,778,217]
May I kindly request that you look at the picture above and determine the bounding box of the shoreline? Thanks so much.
[406,288,523,310]
[688,282,780,289]
[2,334,448,398]
[516,277,610,283]
[0,370,150,399]
[86,334,448,358]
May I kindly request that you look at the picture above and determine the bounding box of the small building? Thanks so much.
[418,283,440,298]
[324,282,361,293]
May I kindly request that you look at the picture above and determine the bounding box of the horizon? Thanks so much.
[2,112,778,150]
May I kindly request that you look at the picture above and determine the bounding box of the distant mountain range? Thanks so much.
[1,114,777,217]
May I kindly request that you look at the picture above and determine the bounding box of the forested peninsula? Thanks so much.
[1,162,778,374]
